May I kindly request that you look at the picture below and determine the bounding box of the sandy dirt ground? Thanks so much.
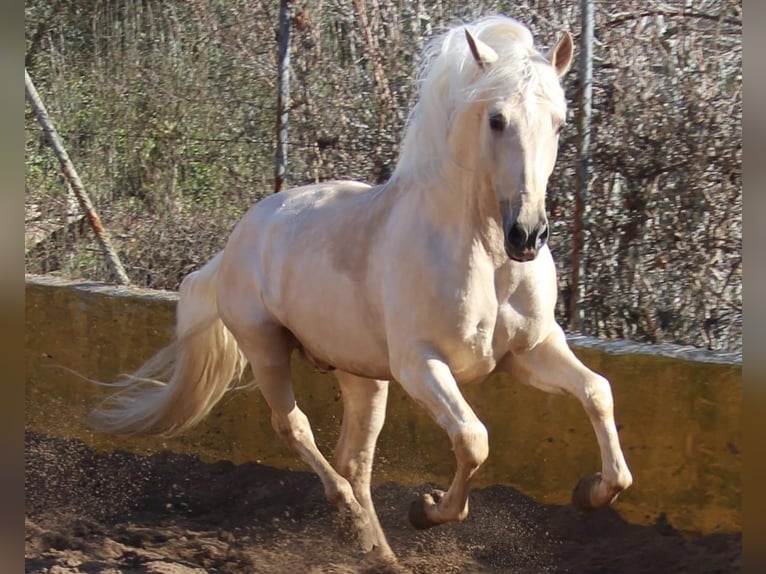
[25,431,741,573]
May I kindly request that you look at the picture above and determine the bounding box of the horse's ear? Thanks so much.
[465,29,498,68]
[547,31,574,77]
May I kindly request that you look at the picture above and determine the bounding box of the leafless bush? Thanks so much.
[24,0,741,352]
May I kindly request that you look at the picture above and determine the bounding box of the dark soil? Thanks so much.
[25,431,741,573]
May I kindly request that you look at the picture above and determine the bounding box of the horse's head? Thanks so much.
[392,17,574,262]
[464,21,573,262]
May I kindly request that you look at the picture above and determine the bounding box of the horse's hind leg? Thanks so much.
[332,372,393,560]
[231,322,377,553]
[499,324,633,510]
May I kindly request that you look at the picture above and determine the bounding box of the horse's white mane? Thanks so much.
[391,15,566,183]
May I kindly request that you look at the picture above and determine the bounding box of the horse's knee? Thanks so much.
[450,420,489,469]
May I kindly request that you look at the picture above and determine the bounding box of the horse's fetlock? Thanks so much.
[326,481,356,509]
[616,469,633,491]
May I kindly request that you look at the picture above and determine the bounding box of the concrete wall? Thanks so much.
[25,274,741,534]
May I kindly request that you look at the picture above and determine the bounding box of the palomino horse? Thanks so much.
[89,15,632,561]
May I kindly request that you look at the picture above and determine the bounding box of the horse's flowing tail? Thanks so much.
[88,252,248,437]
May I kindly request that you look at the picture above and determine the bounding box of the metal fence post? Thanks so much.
[274,0,293,193]
[569,0,593,333]
[25,68,130,285]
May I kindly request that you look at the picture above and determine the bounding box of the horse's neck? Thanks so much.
[449,109,508,264]
[392,105,507,266]
[423,154,508,269]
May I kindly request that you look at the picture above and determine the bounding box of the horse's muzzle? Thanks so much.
[505,219,549,262]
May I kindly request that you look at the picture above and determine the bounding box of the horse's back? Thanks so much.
[224,179,373,269]
[232,179,384,284]
[244,179,374,229]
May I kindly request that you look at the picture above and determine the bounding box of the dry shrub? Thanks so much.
[25,0,741,351]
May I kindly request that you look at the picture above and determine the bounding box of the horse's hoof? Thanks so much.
[408,490,444,530]
[337,508,376,553]
[572,472,598,511]
[572,472,619,511]
[408,499,438,530]
[362,546,400,574]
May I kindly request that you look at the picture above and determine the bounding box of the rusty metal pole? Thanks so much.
[274,0,292,193]
[25,68,130,285]
[569,0,593,333]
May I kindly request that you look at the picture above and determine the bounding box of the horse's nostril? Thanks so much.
[507,220,547,256]
[508,223,526,248]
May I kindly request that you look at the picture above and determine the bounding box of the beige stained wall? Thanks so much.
[25,275,741,535]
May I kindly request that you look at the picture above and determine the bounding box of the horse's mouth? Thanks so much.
[506,247,538,262]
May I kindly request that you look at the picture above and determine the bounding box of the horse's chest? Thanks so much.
[448,320,498,383]
[494,291,552,353]
[449,294,550,383]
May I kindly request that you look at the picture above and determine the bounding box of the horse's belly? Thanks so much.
[289,320,392,380]
[270,274,392,380]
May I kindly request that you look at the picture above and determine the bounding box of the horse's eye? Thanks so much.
[489,114,507,132]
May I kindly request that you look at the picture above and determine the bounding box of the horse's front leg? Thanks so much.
[498,324,633,510]
[394,351,489,529]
